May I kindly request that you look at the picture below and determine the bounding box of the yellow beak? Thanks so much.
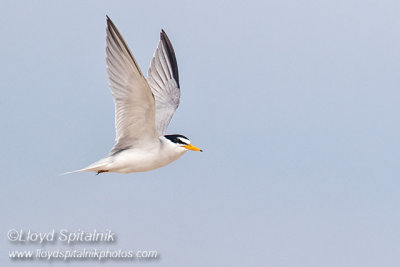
[184,144,203,152]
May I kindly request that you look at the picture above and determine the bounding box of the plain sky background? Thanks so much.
[1,0,400,266]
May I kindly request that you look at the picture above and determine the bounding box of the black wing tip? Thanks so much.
[106,15,114,28]
[106,16,119,32]
[160,29,172,42]
[159,29,180,87]
[104,16,143,77]
[160,29,167,40]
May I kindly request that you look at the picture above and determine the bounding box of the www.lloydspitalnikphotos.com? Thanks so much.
[7,229,116,244]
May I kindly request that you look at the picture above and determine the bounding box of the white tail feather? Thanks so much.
[59,169,84,176]
[60,157,112,175]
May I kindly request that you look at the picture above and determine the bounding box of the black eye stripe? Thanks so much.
[164,134,189,145]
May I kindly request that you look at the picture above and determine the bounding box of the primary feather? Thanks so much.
[105,16,158,154]
[147,30,181,136]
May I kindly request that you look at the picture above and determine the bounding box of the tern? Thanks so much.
[66,16,202,174]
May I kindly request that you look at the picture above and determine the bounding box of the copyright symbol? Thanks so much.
[7,229,19,241]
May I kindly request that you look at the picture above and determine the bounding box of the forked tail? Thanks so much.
[60,157,112,175]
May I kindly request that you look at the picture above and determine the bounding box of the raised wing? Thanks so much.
[106,16,158,153]
[147,30,180,136]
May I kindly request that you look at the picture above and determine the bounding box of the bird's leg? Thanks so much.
[96,170,109,175]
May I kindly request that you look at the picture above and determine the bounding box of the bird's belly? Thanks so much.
[108,148,186,173]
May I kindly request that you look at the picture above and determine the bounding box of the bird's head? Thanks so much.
[164,134,202,152]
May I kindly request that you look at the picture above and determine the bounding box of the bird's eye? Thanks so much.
[177,137,189,145]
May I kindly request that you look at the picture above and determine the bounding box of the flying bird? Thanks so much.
[66,16,202,174]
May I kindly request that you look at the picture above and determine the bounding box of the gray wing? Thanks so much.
[147,30,180,136]
[106,16,158,153]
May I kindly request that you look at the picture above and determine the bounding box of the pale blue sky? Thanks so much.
[1,0,400,266]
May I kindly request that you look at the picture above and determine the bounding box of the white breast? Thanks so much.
[106,137,187,173]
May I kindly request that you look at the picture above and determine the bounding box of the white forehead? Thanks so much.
[177,137,190,144]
